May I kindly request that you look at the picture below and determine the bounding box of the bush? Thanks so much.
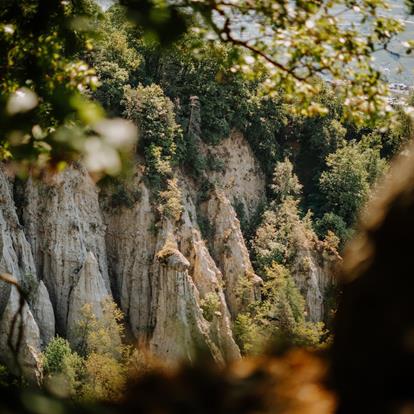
[42,337,74,376]
[42,337,85,397]
[81,352,127,402]
[158,178,183,221]
[233,313,264,355]
[200,292,221,322]
[42,299,134,402]
[318,140,386,226]
[234,263,325,354]
[315,212,350,245]
[252,198,303,271]
[270,158,302,202]
[259,263,324,348]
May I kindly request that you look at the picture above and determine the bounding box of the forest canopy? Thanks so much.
[0,0,411,174]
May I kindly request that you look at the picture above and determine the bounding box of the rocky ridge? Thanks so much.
[0,133,336,378]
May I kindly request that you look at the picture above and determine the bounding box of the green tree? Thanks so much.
[76,299,132,402]
[235,263,324,354]
[90,7,142,115]
[42,337,74,375]
[42,337,85,397]
[319,140,386,226]
[1,0,406,174]
[121,0,403,123]
[0,0,136,174]
[271,157,302,203]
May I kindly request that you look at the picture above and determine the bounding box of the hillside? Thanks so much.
[0,1,412,389]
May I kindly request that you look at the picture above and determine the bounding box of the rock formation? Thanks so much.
[22,165,110,335]
[200,130,266,220]
[0,131,337,378]
[66,251,110,346]
[200,190,262,318]
[0,287,42,383]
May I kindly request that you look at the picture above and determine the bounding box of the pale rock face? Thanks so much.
[150,231,222,364]
[176,186,240,360]
[291,242,338,322]
[0,129,338,368]
[66,251,110,347]
[30,281,55,347]
[201,190,262,318]
[0,168,54,379]
[103,173,156,340]
[104,175,240,361]
[23,166,110,334]
[0,287,42,383]
[201,130,266,221]
[0,169,38,314]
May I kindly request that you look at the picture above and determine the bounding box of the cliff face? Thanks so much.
[0,132,336,376]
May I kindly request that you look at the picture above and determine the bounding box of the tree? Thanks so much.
[319,140,386,226]
[270,158,302,203]
[76,299,132,402]
[42,337,85,397]
[1,0,407,173]
[120,0,403,123]
[235,263,324,354]
[0,0,136,175]
[90,7,141,115]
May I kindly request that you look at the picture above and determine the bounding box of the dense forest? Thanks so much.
[1,1,414,413]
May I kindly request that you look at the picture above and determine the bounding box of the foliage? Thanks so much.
[99,175,142,210]
[235,263,324,354]
[122,84,182,190]
[0,0,137,175]
[42,337,84,397]
[271,158,302,203]
[123,0,403,123]
[42,337,74,376]
[0,364,17,388]
[200,292,221,322]
[0,0,409,177]
[75,299,131,402]
[81,352,126,402]
[42,299,133,402]
[252,198,309,271]
[243,94,288,177]
[197,213,215,242]
[233,198,248,237]
[315,212,351,244]
[233,313,264,355]
[158,178,183,221]
[318,139,386,227]
[152,38,253,145]
[90,7,142,115]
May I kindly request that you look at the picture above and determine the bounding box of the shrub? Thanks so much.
[158,178,183,221]
[200,292,221,322]
[42,337,85,397]
[234,263,325,354]
[75,299,132,402]
[81,352,127,402]
[42,337,73,376]
[233,313,264,355]
[42,299,134,402]
[318,139,386,227]
[259,263,324,348]
[270,158,302,202]
[252,198,302,271]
